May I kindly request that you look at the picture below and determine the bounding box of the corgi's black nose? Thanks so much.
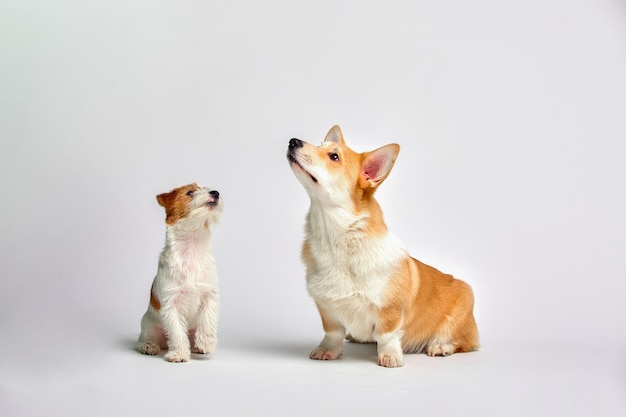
[210,190,219,198]
[289,138,303,149]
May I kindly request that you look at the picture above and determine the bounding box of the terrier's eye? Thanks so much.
[186,190,195,196]
[329,153,339,162]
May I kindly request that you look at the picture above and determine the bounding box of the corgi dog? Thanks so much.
[287,125,479,367]
[136,183,223,363]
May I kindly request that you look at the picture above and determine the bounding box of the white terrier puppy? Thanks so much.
[136,183,222,362]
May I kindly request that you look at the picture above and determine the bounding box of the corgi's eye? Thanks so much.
[186,190,195,196]
[329,153,339,162]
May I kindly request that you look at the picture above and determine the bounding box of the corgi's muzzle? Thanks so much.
[287,138,318,183]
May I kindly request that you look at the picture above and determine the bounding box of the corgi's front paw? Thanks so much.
[310,347,342,361]
[164,350,190,363]
[377,353,404,368]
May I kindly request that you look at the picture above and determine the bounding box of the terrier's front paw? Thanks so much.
[164,350,190,363]
[136,341,160,356]
[377,354,404,368]
[310,347,342,361]
[427,343,454,357]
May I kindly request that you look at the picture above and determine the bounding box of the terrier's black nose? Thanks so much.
[289,138,303,149]
[210,190,219,198]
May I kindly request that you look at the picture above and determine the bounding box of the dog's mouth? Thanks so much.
[206,198,221,209]
[288,152,318,183]
[205,195,219,208]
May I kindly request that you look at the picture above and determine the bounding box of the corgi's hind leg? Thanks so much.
[427,337,478,356]
[426,341,454,357]
[427,312,479,357]
[427,278,480,357]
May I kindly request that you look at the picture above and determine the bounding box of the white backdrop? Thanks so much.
[1,1,625,416]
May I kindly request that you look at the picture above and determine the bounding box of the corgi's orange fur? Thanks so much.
[287,125,479,367]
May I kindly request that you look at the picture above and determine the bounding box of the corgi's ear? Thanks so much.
[360,144,400,189]
[323,125,345,145]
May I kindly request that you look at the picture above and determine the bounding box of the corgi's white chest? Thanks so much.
[306,245,385,301]
[305,216,407,339]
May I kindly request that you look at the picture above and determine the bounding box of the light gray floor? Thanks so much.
[2,331,624,417]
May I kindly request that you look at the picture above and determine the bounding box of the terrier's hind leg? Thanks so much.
[136,311,163,355]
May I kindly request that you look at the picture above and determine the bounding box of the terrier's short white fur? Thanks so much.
[136,183,222,363]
